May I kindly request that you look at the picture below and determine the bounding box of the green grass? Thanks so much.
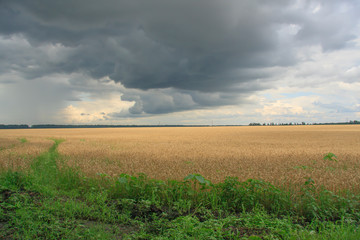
[0,139,359,239]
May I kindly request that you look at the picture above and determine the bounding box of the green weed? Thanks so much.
[324,152,338,162]
[18,138,27,143]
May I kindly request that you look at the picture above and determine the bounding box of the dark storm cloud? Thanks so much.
[1,0,359,115]
[118,88,244,115]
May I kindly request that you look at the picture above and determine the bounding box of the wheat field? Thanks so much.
[1,125,360,191]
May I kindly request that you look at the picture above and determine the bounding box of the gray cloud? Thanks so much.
[294,1,360,50]
[314,101,360,113]
[0,75,77,124]
[1,0,359,117]
[119,88,243,115]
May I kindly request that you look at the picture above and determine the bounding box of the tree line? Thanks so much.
[0,120,359,129]
[249,120,360,126]
[0,124,205,129]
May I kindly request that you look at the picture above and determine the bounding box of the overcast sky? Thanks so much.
[1,0,359,125]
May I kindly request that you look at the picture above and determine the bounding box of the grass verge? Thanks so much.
[0,139,359,239]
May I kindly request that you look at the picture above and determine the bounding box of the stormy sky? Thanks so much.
[0,0,359,125]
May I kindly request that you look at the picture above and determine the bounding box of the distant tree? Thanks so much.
[0,124,29,129]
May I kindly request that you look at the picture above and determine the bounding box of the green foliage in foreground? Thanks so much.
[0,140,359,239]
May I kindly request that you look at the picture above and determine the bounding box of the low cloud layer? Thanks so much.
[0,1,359,123]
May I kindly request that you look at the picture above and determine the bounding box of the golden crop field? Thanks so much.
[1,125,360,192]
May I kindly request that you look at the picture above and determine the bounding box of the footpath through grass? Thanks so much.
[0,139,360,239]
